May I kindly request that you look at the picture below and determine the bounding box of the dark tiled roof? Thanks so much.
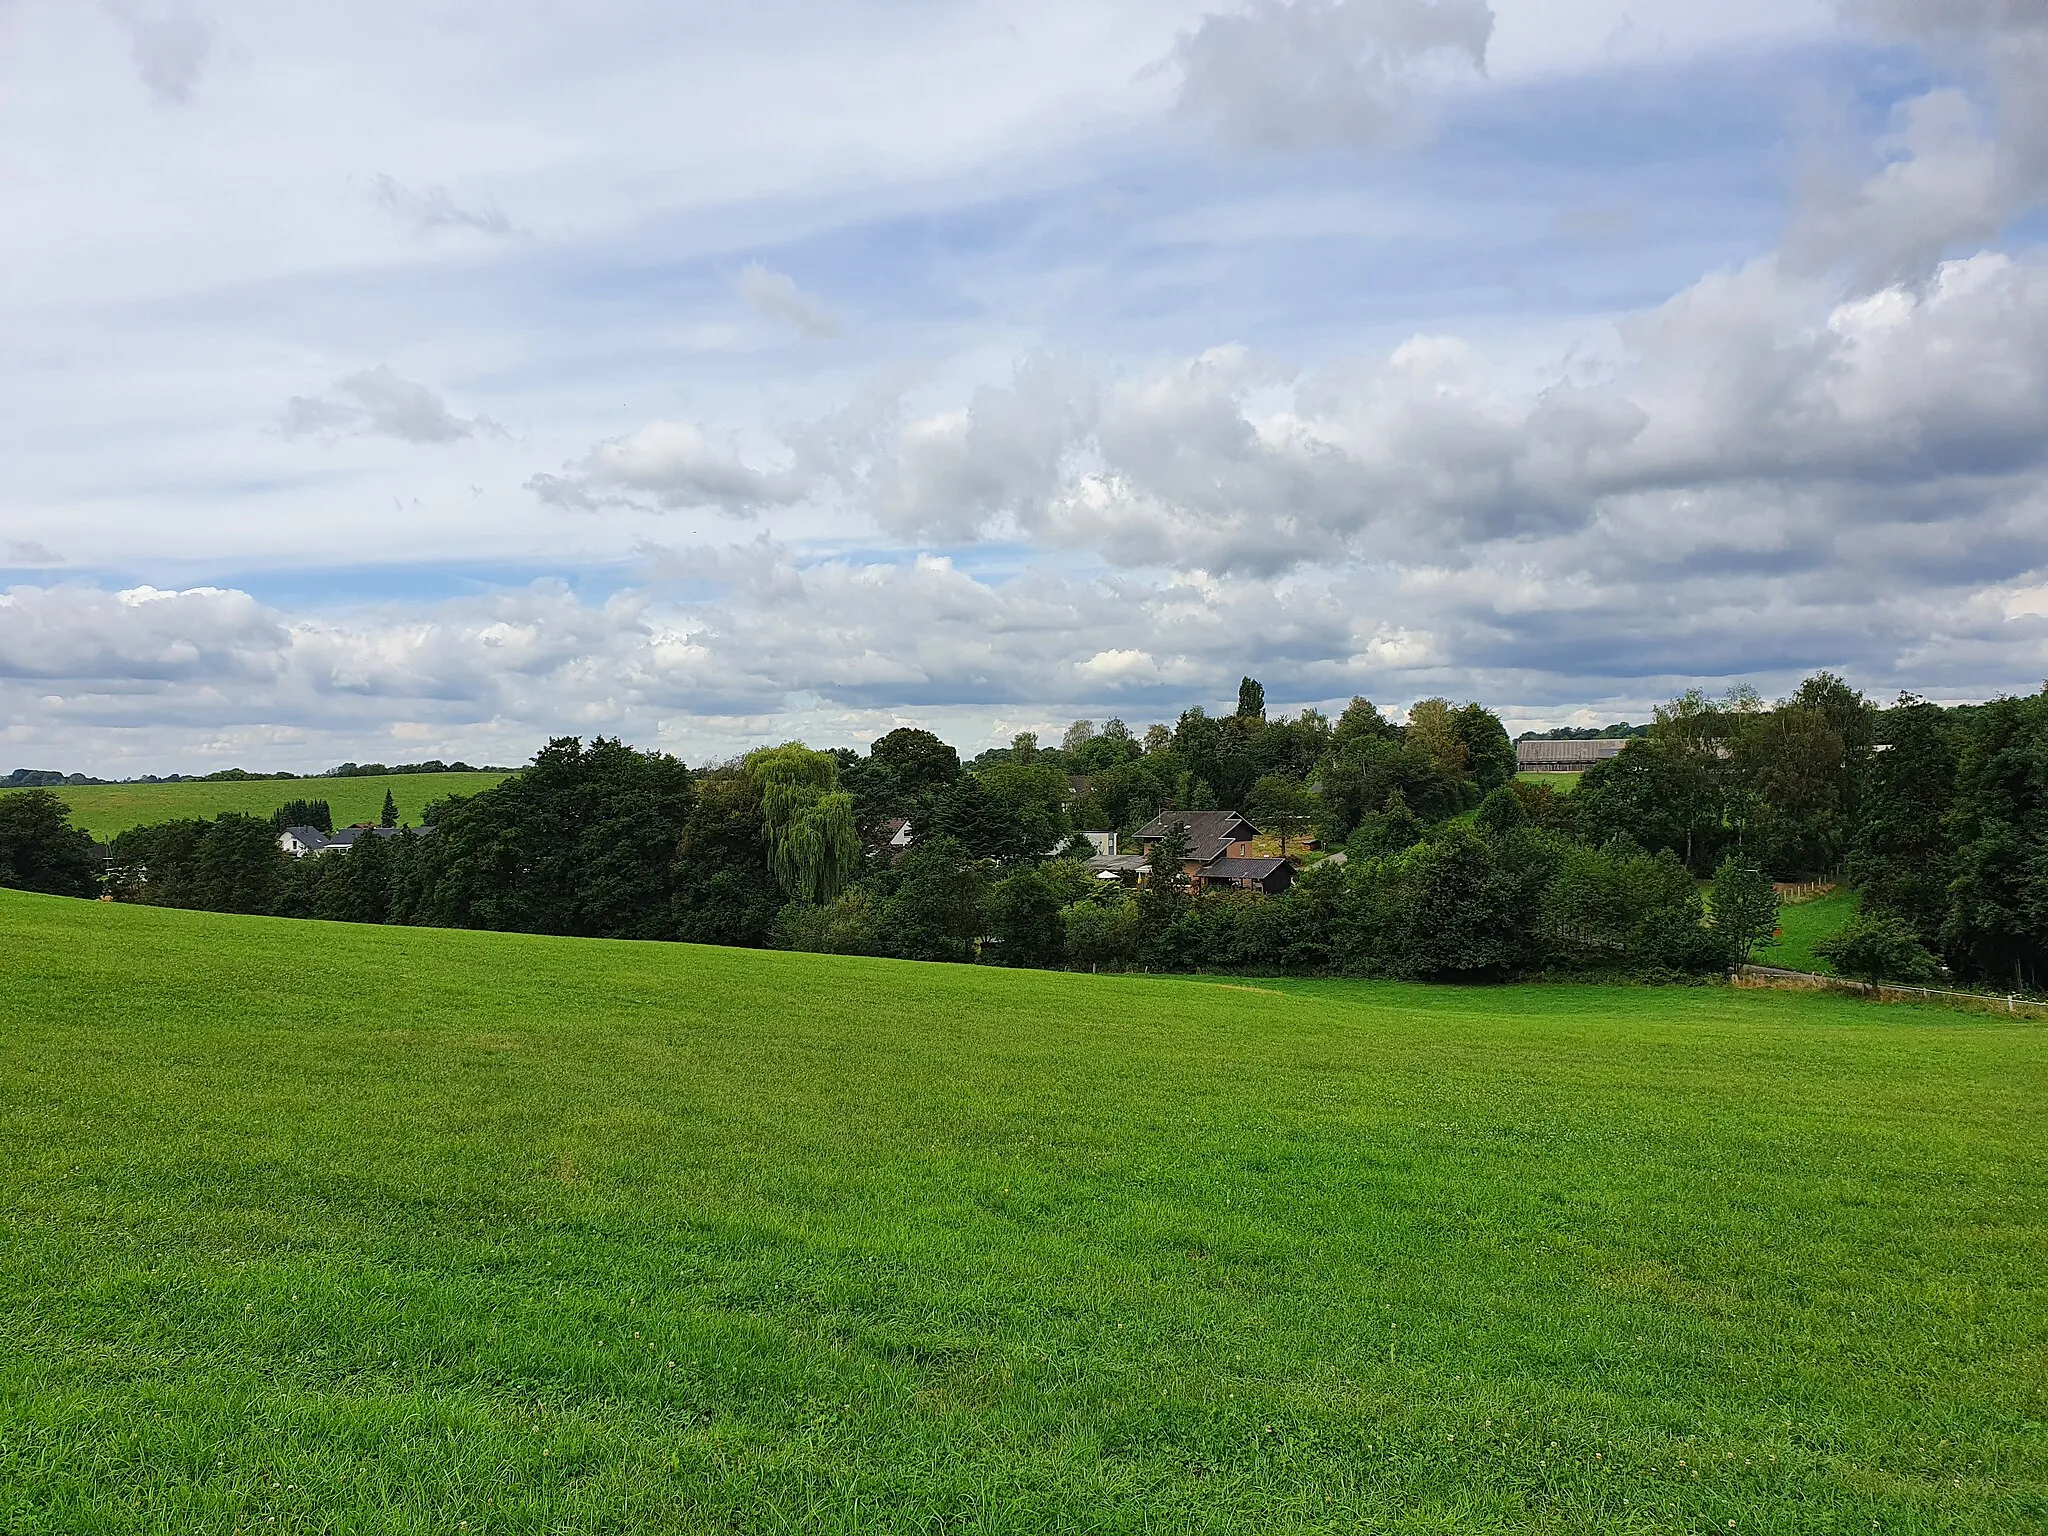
[281,826,329,847]
[327,825,404,847]
[1133,809,1258,865]
[1200,856,1294,890]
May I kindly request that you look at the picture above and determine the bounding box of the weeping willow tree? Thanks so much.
[743,743,862,904]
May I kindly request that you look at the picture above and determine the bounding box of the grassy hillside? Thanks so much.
[2,892,2043,1533]
[1516,770,1581,790]
[0,770,508,839]
[1767,886,1861,975]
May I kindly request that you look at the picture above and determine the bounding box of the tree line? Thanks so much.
[2,674,2041,989]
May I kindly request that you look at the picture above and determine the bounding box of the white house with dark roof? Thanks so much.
[278,826,332,857]
[277,823,418,857]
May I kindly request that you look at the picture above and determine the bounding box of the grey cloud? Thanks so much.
[282,366,499,445]
[3,540,66,567]
[103,0,212,106]
[1791,1,2048,283]
[530,421,806,515]
[870,357,1095,541]
[844,248,2048,582]
[733,262,841,338]
[11,525,2047,774]
[372,175,516,238]
[0,583,284,683]
[1171,0,1493,153]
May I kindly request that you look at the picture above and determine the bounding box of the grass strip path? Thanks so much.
[1,890,2043,1532]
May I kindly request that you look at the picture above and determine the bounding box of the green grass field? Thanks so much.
[1766,887,1861,975]
[1516,771,1581,790]
[2,891,2043,1533]
[0,771,508,839]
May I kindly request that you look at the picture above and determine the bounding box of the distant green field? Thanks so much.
[0,770,508,838]
[2,892,2042,1531]
[1516,770,1581,790]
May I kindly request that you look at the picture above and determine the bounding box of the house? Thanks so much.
[1075,830,1116,859]
[871,817,917,859]
[278,826,332,857]
[278,823,418,858]
[1134,810,1258,875]
[1128,810,1295,895]
[1515,738,1629,774]
[326,824,407,850]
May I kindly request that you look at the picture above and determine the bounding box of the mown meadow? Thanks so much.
[2,888,2043,1532]
[0,771,508,840]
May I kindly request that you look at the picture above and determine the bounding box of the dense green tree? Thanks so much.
[885,836,988,962]
[314,830,382,923]
[1236,676,1266,721]
[1404,699,1467,779]
[1246,773,1314,853]
[1709,858,1780,966]
[1137,819,1194,960]
[1474,784,1529,839]
[1540,838,1714,974]
[1451,703,1518,793]
[194,814,288,915]
[868,728,961,798]
[1574,737,1728,875]
[778,887,890,955]
[987,861,1089,965]
[0,789,99,898]
[1848,695,1957,938]
[1319,736,1463,843]
[410,736,696,940]
[1940,692,2047,989]
[674,768,781,947]
[1363,827,1534,980]
[975,760,1071,859]
[380,789,399,828]
[269,799,333,835]
[931,773,1028,862]
[108,818,209,907]
[1332,696,1400,750]
[1343,788,1425,860]
[1063,892,1141,968]
[1733,703,1853,875]
[1072,758,1168,834]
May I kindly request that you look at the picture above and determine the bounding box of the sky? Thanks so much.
[3,0,2046,774]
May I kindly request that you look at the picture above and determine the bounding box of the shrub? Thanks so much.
[1814,912,1944,984]
[1064,895,1139,968]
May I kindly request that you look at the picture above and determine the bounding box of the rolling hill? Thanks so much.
[2,889,2041,1531]
[0,770,508,839]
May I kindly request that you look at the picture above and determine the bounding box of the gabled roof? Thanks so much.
[281,826,329,847]
[1200,856,1295,893]
[1201,856,1289,881]
[1132,809,1259,865]
[326,825,403,847]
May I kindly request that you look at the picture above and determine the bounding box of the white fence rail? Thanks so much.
[1736,965,2046,1020]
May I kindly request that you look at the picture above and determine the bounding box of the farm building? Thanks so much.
[1515,739,1630,774]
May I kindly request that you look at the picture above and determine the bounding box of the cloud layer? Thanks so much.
[3,0,2045,772]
